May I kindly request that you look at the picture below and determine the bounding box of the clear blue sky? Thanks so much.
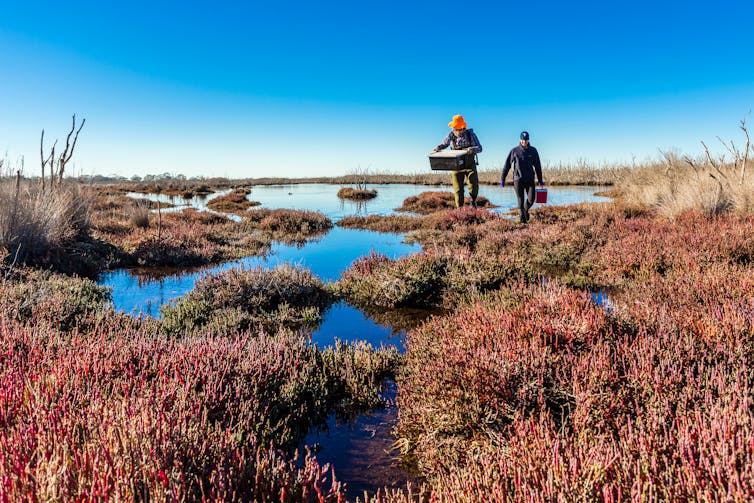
[1,0,753,179]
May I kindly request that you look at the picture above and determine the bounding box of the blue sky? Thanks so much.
[1,0,753,179]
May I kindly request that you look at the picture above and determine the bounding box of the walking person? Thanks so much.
[433,115,483,208]
[501,131,544,223]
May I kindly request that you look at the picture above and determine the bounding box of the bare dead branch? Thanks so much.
[659,149,674,176]
[40,129,58,193]
[40,129,46,191]
[701,141,728,182]
[717,136,740,164]
[683,155,701,173]
[57,115,86,184]
[741,116,750,184]
[701,141,717,168]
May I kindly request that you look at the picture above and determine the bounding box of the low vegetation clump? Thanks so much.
[337,187,378,200]
[337,214,424,233]
[123,181,215,197]
[333,238,532,311]
[88,193,335,270]
[0,267,113,332]
[91,207,269,268]
[206,187,261,213]
[244,208,333,244]
[395,191,493,214]
[421,205,500,230]
[334,252,449,309]
[161,264,334,335]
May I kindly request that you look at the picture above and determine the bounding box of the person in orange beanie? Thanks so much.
[433,114,483,208]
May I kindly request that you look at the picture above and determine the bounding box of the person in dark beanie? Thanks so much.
[433,114,483,208]
[501,131,544,223]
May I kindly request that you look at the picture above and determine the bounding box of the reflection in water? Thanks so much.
[338,197,371,216]
[591,289,615,313]
[126,189,240,220]
[302,381,419,499]
[310,301,405,349]
[308,302,437,351]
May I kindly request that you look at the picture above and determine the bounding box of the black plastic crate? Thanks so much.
[428,150,469,171]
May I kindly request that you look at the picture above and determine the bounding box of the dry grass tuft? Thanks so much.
[128,199,151,229]
[617,125,754,216]
[0,180,89,262]
[616,161,754,217]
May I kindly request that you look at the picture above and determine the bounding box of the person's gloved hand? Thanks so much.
[433,147,440,152]
[538,181,544,187]
[467,148,476,154]
[500,181,505,187]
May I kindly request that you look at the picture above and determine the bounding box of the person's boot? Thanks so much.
[520,208,527,224]
[471,198,478,209]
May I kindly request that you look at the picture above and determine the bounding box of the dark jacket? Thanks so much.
[436,129,482,172]
[501,145,543,184]
[436,128,483,154]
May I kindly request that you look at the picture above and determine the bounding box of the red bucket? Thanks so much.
[535,187,548,204]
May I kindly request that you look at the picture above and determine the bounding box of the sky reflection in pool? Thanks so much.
[301,381,417,498]
[100,226,420,318]
[310,301,404,350]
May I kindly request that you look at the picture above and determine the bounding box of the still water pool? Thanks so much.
[129,183,608,220]
[248,183,607,220]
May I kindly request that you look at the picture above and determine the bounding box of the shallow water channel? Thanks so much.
[100,183,608,497]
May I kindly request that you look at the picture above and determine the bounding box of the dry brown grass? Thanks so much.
[615,123,754,216]
[128,199,151,229]
[0,180,89,262]
[616,158,754,217]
